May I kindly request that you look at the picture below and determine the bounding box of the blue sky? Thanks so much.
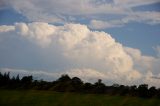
[0,0,160,86]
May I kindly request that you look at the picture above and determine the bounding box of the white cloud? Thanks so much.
[0,22,160,87]
[0,25,15,32]
[0,68,60,81]
[125,47,155,73]
[65,68,107,83]
[122,11,160,25]
[154,46,160,58]
[89,11,160,29]
[1,0,160,29]
[14,22,56,47]
[89,19,124,29]
[143,71,160,87]
[114,0,160,7]
[125,47,160,87]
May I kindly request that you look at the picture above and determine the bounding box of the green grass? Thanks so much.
[0,90,159,106]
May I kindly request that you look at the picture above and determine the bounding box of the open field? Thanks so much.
[0,90,159,106]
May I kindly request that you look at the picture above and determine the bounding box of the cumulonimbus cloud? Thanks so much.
[0,22,160,87]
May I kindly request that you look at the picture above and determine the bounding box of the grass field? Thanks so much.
[0,90,159,106]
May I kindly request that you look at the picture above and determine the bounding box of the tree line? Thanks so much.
[0,72,160,98]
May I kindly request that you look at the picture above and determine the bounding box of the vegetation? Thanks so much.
[0,90,160,106]
[0,72,160,98]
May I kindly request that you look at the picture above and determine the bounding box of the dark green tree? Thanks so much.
[137,84,149,98]
[93,79,106,93]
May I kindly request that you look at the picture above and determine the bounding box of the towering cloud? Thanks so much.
[0,22,160,87]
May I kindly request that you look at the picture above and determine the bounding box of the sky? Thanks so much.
[0,0,160,87]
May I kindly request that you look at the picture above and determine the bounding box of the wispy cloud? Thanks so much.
[89,19,124,29]
[113,0,160,7]
[1,0,160,29]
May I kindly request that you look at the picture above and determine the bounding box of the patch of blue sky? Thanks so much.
[0,8,28,25]
[132,2,160,11]
[106,22,160,56]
